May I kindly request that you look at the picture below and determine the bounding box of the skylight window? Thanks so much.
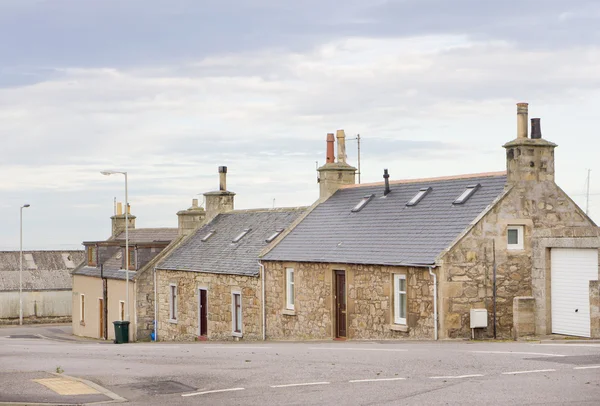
[453,184,481,205]
[266,229,284,243]
[406,187,432,206]
[201,230,215,242]
[232,229,251,243]
[351,194,374,212]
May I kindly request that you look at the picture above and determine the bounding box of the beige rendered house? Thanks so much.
[261,103,600,340]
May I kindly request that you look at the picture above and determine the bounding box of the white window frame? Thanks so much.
[169,283,178,323]
[507,225,524,250]
[232,291,242,337]
[286,268,295,310]
[80,294,85,324]
[119,300,125,321]
[394,274,407,325]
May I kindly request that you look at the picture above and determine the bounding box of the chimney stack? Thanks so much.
[336,129,347,164]
[219,166,227,191]
[111,201,136,238]
[326,133,335,163]
[531,118,542,139]
[517,102,528,139]
[383,169,391,196]
[177,198,206,236]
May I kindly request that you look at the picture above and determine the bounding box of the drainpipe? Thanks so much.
[153,266,158,342]
[428,266,438,341]
[258,260,266,341]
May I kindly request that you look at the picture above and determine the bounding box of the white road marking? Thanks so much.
[205,346,272,349]
[429,374,484,379]
[574,365,600,370]
[309,347,407,352]
[471,351,566,357]
[182,387,245,397]
[502,369,556,375]
[538,343,600,348]
[271,382,330,388]
[349,377,406,383]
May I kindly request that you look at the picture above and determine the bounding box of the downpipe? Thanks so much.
[428,266,438,341]
[153,266,158,342]
[258,260,266,341]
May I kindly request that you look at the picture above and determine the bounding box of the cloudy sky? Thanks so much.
[1,0,600,250]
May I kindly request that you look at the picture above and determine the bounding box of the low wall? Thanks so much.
[513,296,536,339]
[0,291,72,323]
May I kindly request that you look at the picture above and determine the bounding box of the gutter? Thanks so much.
[258,260,266,341]
[428,266,438,341]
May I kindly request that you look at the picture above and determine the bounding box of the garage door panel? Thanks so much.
[551,248,598,338]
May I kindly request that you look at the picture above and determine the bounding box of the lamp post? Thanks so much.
[101,170,129,322]
[19,204,30,325]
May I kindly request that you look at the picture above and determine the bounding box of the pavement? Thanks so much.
[1,324,599,405]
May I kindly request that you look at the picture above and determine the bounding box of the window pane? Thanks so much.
[508,229,519,245]
[399,292,407,318]
[399,278,406,292]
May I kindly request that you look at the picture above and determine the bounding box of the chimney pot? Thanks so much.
[336,129,347,164]
[531,118,542,139]
[517,102,529,139]
[383,169,391,196]
[326,133,335,163]
[218,166,227,191]
[192,198,198,208]
[116,202,123,215]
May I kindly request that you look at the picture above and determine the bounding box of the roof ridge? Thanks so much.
[224,207,308,214]
[340,171,507,189]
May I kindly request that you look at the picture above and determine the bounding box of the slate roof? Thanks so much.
[158,208,307,276]
[0,250,85,291]
[263,172,508,266]
[74,268,137,281]
[114,228,178,243]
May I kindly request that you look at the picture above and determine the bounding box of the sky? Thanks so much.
[1,0,600,250]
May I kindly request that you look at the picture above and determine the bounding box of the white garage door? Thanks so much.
[551,248,598,337]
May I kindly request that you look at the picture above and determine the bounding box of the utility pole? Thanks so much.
[586,169,591,215]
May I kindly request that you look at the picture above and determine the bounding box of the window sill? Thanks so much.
[282,309,296,316]
[169,319,178,324]
[507,246,525,252]
[232,331,243,338]
[389,324,409,333]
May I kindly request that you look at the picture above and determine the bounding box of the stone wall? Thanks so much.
[590,280,600,339]
[264,261,435,340]
[156,270,261,341]
[439,180,596,339]
[513,296,535,339]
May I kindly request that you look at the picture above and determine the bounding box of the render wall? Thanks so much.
[71,275,136,341]
[439,181,598,339]
[264,262,435,340]
[156,270,261,341]
[0,291,71,323]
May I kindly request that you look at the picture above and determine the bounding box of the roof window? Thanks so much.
[266,229,284,243]
[453,184,481,205]
[406,187,432,206]
[351,194,374,213]
[232,229,251,243]
[201,230,215,242]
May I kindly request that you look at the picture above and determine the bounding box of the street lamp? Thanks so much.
[101,170,130,322]
[19,204,30,325]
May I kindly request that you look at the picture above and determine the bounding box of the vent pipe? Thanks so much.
[530,118,542,139]
[383,169,390,196]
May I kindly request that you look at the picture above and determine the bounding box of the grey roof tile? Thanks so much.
[114,228,178,243]
[263,173,507,266]
[158,208,306,276]
[74,267,136,281]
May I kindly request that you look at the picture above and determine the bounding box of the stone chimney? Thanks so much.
[111,202,136,238]
[503,103,557,184]
[317,130,357,201]
[177,198,206,236]
[204,166,235,222]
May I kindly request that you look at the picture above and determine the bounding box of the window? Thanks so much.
[232,229,250,243]
[169,284,178,322]
[126,247,135,270]
[394,274,407,325]
[87,246,96,266]
[351,194,374,212]
[201,230,215,242]
[453,184,481,205]
[507,225,524,250]
[266,229,284,243]
[406,187,432,206]
[286,268,295,310]
[232,292,242,336]
[80,294,85,324]
[119,301,125,321]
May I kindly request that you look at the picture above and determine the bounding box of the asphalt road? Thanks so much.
[1,324,599,405]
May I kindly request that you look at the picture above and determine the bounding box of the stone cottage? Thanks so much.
[71,203,180,341]
[261,103,600,340]
[0,250,84,324]
[155,169,307,341]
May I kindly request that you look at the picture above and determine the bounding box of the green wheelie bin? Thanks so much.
[113,320,130,344]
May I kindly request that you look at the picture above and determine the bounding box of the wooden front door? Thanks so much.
[335,271,347,338]
[199,289,208,337]
[99,298,105,339]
